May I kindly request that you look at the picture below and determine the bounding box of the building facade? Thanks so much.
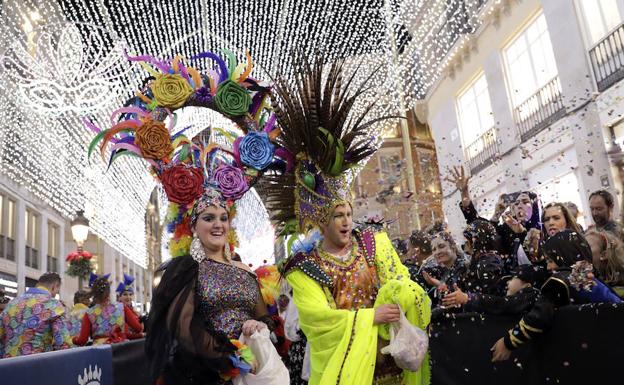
[353,110,444,240]
[423,0,624,238]
[0,173,152,311]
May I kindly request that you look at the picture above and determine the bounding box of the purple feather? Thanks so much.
[124,50,170,73]
[191,52,228,83]
[263,114,277,133]
[249,92,264,116]
[274,147,295,173]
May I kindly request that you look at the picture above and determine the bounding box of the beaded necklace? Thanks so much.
[317,240,360,267]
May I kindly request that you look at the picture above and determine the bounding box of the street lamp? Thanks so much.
[70,210,89,248]
[69,210,91,289]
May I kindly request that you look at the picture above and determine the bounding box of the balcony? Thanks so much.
[465,126,499,174]
[513,77,566,142]
[589,23,624,92]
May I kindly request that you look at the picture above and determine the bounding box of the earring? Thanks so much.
[190,233,206,263]
[224,243,232,262]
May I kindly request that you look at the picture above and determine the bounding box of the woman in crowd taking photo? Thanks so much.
[447,166,540,261]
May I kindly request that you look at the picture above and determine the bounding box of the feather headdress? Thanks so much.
[258,55,392,233]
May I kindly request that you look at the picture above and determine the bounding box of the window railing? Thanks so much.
[513,76,566,142]
[589,22,624,92]
[465,126,499,174]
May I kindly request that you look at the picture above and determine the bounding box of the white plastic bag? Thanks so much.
[380,305,428,372]
[233,328,290,385]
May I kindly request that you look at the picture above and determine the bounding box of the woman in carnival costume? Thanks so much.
[73,274,143,345]
[87,50,290,384]
[116,274,144,339]
[259,57,431,385]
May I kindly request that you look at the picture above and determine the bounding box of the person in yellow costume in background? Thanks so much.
[259,55,431,385]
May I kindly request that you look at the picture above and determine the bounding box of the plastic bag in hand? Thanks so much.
[233,328,290,385]
[380,305,429,372]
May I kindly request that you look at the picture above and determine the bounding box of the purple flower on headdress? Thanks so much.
[212,165,249,200]
[238,132,275,171]
[194,86,213,104]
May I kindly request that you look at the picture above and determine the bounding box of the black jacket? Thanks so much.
[459,252,505,296]
[464,287,539,315]
[503,268,622,350]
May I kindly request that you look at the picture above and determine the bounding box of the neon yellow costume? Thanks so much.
[283,229,431,385]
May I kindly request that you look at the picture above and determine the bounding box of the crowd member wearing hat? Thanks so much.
[73,274,143,346]
[491,230,622,362]
[0,273,71,357]
[116,274,143,339]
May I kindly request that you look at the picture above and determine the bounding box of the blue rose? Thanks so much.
[238,131,275,171]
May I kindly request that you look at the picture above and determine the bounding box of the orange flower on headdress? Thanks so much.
[135,119,173,160]
[152,74,194,109]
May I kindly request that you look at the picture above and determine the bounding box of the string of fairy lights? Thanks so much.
[0,0,491,267]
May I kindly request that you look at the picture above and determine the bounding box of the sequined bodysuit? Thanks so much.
[196,258,261,339]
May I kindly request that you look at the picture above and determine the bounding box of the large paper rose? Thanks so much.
[161,164,205,205]
[135,120,173,160]
[214,80,252,117]
[238,132,275,171]
[212,165,248,200]
[152,74,194,109]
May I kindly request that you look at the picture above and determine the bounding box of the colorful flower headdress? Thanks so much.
[258,56,390,234]
[88,50,290,257]
[115,273,135,295]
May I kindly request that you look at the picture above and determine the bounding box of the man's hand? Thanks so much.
[374,304,400,324]
[491,337,512,362]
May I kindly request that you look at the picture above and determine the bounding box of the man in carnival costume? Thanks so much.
[260,57,431,385]
[0,273,72,357]
[88,49,289,384]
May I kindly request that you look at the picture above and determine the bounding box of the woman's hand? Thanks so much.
[492,194,508,221]
[523,228,541,259]
[242,320,267,337]
[442,284,469,307]
[422,271,441,287]
[422,271,449,294]
[249,359,258,374]
[374,304,400,324]
[445,166,471,207]
[491,337,512,362]
[502,213,526,234]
